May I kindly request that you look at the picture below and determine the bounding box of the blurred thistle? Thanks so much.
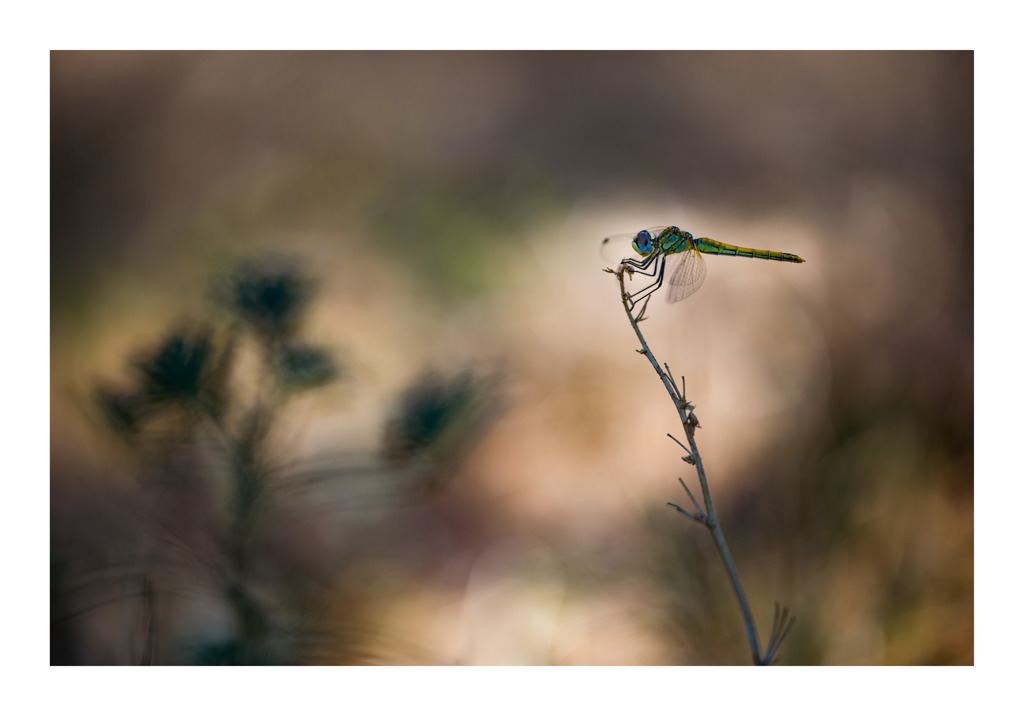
[212,255,339,393]
[95,325,233,437]
[383,370,497,469]
[131,327,215,402]
[214,256,314,341]
[90,254,341,664]
[84,252,501,664]
[273,342,338,392]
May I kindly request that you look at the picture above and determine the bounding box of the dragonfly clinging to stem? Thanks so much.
[601,226,804,319]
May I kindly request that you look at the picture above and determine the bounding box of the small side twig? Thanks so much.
[673,475,705,517]
[763,602,797,665]
[664,363,684,406]
[666,501,703,524]
[667,476,706,525]
[666,432,692,457]
[666,432,695,465]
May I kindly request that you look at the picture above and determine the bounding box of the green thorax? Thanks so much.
[656,227,695,255]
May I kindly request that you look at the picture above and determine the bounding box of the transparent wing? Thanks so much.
[599,233,639,264]
[665,247,707,303]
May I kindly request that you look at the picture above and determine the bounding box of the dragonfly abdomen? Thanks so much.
[694,238,804,263]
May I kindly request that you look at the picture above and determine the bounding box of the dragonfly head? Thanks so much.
[631,229,655,256]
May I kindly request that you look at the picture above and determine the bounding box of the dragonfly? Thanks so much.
[601,226,804,319]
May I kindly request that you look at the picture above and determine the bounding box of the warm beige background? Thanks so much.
[51,51,972,665]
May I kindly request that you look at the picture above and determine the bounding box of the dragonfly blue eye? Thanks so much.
[633,230,652,252]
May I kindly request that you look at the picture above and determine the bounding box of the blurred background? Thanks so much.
[50,51,972,665]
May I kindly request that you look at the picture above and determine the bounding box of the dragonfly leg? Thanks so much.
[634,293,653,321]
[623,254,667,310]
[618,252,662,311]
[620,252,660,277]
[619,253,659,312]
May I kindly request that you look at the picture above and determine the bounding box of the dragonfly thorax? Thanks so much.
[661,226,695,256]
[632,226,695,257]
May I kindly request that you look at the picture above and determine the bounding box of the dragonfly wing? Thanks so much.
[666,248,707,303]
[600,233,638,263]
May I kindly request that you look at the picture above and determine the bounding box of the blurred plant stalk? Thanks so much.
[94,257,339,663]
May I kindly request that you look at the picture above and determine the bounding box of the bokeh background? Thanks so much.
[50,51,972,665]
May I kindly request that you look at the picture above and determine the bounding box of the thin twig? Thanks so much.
[763,602,797,664]
[666,432,692,456]
[612,266,776,665]
[673,476,705,519]
[666,502,704,524]
[664,363,686,407]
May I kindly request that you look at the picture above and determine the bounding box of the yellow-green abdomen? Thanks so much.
[694,238,804,263]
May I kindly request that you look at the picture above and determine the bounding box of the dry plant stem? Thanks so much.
[614,267,764,665]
